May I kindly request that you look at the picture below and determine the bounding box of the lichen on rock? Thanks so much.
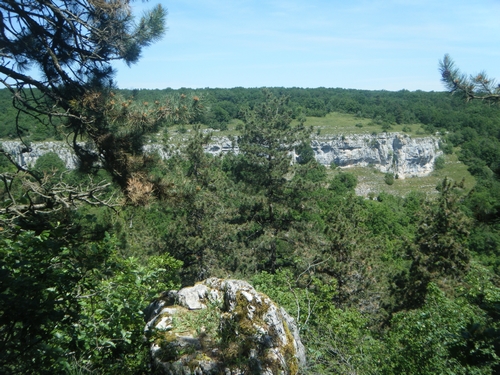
[144,278,306,375]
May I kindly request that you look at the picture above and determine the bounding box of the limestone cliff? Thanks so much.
[144,278,306,375]
[204,133,441,179]
[0,140,83,170]
[1,132,440,179]
[310,133,441,178]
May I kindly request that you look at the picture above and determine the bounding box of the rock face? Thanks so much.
[1,133,440,179]
[0,141,83,170]
[144,278,306,375]
[311,133,441,178]
[205,133,441,179]
[0,140,169,170]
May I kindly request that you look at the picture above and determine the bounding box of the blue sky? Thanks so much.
[112,0,500,91]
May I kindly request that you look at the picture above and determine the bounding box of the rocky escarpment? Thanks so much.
[311,133,441,178]
[1,132,440,179]
[144,278,306,375]
[206,133,441,179]
[0,140,170,170]
[0,140,84,170]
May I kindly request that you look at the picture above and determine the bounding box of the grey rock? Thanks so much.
[145,278,305,375]
[1,133,440,181]
[0,141,84,170]
[206,133,441,179]
[177,283,210,310]
[310,133,441,178]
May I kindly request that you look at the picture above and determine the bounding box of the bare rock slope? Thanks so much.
[311,133,441,178]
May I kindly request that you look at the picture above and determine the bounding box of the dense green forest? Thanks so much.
[1,1,500,374]
[2,85,500,374]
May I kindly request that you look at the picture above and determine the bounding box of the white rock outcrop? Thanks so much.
[144,278,306,375]
[311,133,441,178]
[204,133,441,179]
[1,133,440,179]
[0,140,83,170]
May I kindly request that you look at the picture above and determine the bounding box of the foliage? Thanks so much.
[440,54,500,103]
[294,159,328,183]
[434,155,446,170]
[0,225,181,374]
[329,172,357,194]
[33,152,67,184]
[384,172,395,185]
[253,269,382,375]
[393,178,471,310]
[384,283,495,375]
[70,251,182,374]
[0,0,174,196]
[0,226,112,374]
[228,91,316,272]
[440,140,454,155]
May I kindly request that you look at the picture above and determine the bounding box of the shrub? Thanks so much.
[434,155,446,170]
[384,173,395,185]
[330,172,358,194]
[34,151,66,174]
[382,123,393,132]
[439,141,453,155]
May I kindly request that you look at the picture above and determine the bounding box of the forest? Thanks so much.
[1,1,500,374]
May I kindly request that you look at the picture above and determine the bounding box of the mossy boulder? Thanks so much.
[144,278,306,374]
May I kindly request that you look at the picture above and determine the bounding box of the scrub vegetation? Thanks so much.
[1,1,500,374]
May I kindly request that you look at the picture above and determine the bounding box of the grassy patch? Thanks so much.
[300,112,430,137]
[161,112,432,145]
[328,150,474,198]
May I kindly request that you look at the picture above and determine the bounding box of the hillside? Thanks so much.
[2,2,500,372]
[1,87,500,374]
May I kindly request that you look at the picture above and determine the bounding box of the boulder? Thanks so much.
[144,278,306,375]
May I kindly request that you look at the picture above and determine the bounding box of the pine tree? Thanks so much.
[394,178,471,310]
[230,91,317,272]
[440,54,500,103]
[0,0,169,193]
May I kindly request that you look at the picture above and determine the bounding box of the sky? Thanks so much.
[112,0,500,91]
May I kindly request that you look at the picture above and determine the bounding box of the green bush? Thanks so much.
[383,283,496,375]
[34,152,66,175]
[384,173,395,185]
[434,155,446,170]
[382,123,393,132]
[0,229,182,375]
[440,141,453,155]
[329,172,357,194]
[72,251,182,374]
